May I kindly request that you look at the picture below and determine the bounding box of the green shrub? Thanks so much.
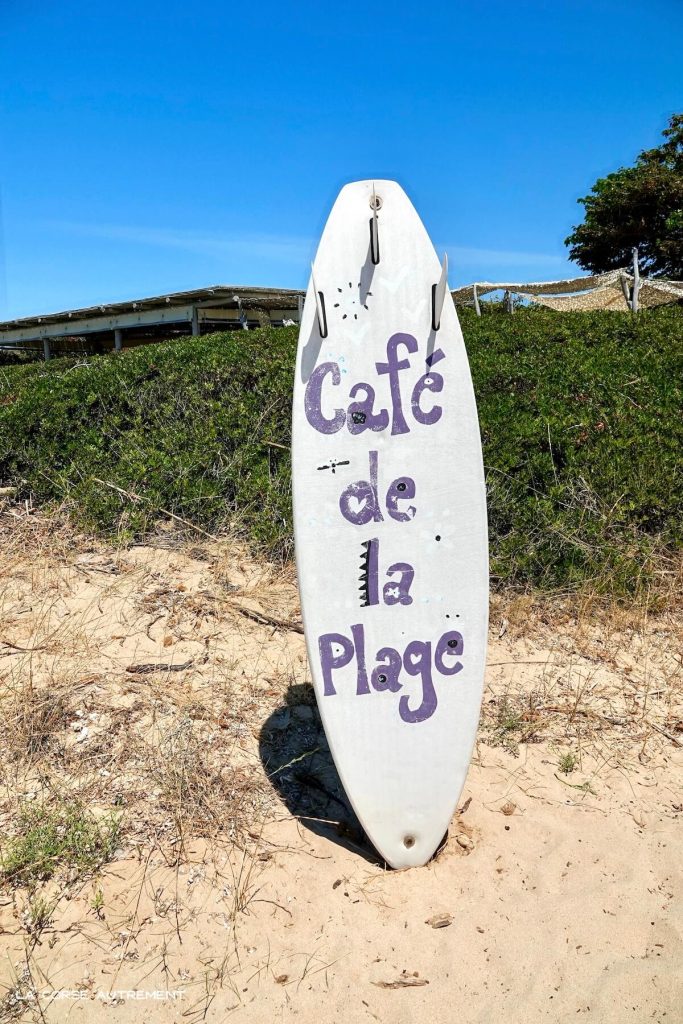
[0,329,295,552]
[463,304,682,595]
[0,307,680,598]
[0,801,121,887]
[0,353,83,399]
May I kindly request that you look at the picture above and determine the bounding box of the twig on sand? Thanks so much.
[541,703,681,746]
[373,976,430,989]
[0,639,48,653]
[553,773,597,796]
[488,660,550,666]
[645,719,682,747]
[228,601,304,634]
[92,477,219,541]
[126,659,194,674]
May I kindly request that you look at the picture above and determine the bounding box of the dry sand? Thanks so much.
[0,508,680,1023]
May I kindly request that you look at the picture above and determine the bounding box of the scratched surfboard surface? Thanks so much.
[292,180,488,869]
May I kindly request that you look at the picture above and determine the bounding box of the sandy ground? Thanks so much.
[0,508,681,1023]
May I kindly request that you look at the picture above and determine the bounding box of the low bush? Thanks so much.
[0,306,680,598]
[0,801,121,887]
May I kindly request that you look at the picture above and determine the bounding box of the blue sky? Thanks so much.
[0,0,680,319]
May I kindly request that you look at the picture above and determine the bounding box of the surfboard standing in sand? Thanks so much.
[292,180,488,868]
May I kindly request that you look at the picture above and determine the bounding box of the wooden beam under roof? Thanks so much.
[0,285,304,347]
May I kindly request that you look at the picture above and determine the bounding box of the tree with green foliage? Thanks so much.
[565,114,683,278]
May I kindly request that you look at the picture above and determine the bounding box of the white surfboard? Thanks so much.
[292,180,488,869]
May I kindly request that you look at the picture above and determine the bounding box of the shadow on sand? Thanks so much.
[258,684,384,867]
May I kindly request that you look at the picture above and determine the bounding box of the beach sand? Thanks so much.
[0,512,680,1022]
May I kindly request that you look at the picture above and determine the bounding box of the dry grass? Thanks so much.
[0,502,307,874]
[1,501,680,862]
[0,498,681,1020]
[0,502,314,1020]
[485,587,683,770]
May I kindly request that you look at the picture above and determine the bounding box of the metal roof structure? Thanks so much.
[0,284,304,358]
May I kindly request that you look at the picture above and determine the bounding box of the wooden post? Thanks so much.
[631,247,640,313]
[114,328,123,352]
[504,290,514,314]
[473,283,481,317]
[233,294,248,330]
[191,307,200,336]
[42,338,51,361]
[620,274,631,305]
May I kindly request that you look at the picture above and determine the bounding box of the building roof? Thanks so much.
[0,284,303,333]
[0,284,305,349]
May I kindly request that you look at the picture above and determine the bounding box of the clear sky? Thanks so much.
[0,0,680,319]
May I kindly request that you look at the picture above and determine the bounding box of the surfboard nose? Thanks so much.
[337,178,401,199]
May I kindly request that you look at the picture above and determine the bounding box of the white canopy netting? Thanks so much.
[452,269,683,311]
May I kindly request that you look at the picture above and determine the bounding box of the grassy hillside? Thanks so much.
[1,306,681,598]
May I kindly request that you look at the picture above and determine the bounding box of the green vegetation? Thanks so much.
[558,752,578,775]
[566,113,683,278]
[484,696,541,755]
[0,801,121,888]
[470,305,681,597]
[0,305,681,599]
[90,886,105,917]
